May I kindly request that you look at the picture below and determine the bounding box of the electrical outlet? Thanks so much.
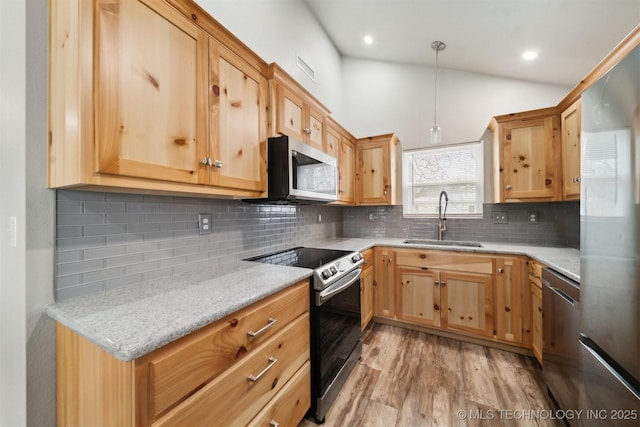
[368,213,375,221]
[492,211,508,224]
[528,211,539,224]
[198,213,212,235]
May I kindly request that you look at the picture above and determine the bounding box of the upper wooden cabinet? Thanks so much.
[268,64,330,153]
[355,133,402,206]
[561,99,581,200]
[491,108,562,202]
[326,117,356,205]
[207,40,267,192]
[49,0,267,197]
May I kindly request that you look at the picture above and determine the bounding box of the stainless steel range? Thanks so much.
[247,247,364,423]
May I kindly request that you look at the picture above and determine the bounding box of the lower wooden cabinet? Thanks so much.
[397,268,441,327]
[393,249,495,339]
[56,280,310,427]
[360,249,374,330]
[531,282,543,363]
[494,256,526,344]
[373,247,396,319]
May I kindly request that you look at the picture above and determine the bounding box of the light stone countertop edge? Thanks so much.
[46,238,579,362]
[45,261,313,362]
[307,237,580,282]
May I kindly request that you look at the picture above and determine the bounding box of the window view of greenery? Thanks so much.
[402,142,483,217]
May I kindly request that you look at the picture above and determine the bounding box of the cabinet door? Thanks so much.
[561,99,581,200]
[531,283,543,363]
[440,271,494,337]
[338,138,355,204]
[373,248,395,319]
[495,257,524,344]
[208,40,267,192]
[361,265,374,330]
[307,105,325,152]
[274,83,306,142]
[356,140,390,205]
[325,124,341,159]
[95,0,208,184]
[501,116,558,200]
[397,268,441,327]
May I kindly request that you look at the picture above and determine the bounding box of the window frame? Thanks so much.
[402,141,484,219]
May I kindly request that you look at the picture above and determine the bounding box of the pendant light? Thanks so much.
[430,40,446,144]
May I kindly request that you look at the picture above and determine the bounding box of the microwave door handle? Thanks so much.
[316,269,361,306]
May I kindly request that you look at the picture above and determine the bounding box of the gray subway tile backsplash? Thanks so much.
[55,190,578,301]
[342,201,579,248]
[55,190,344,301]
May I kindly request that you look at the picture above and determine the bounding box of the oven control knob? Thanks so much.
[351,253,361,263]
[322,269,332,279]
[330,266,338,274]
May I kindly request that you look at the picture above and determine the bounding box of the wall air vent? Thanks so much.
[296,55,316,82]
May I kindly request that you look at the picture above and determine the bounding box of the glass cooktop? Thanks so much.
[246,247,353,270]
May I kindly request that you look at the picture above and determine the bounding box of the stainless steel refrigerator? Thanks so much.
[580,44,640,425]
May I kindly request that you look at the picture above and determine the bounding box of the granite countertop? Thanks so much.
[46,237,579,362]
[307,237,580,282]
[45,262,312,361]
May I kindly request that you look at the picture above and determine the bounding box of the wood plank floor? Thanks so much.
[300,323,563,427]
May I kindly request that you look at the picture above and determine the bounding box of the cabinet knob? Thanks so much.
[506,185,512,190]
[384,190,388,195]
[303,128,311,135]
[434,281,440,286]
[498,268,504,273]
[576,177,581,183]
[212,160,223,168]
[201,157,211,166]
[270,421,279,427]
[441,281,446,286]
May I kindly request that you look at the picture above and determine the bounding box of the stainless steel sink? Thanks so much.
[403,239,483,248]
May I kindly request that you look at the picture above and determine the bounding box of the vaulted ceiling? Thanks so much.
[304,0,640,86]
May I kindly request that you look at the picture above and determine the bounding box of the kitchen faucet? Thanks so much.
[438,190,448,240]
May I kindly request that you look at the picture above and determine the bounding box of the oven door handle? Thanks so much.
[316,268,361,306]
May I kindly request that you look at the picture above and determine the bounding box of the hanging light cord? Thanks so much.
[433,45,439,127]
[431,41,445,128]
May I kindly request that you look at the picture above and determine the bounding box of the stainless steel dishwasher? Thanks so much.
[542,268,581,425]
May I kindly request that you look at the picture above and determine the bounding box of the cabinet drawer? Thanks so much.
[247,361,311,427]
[395,249,493,274]
[528,260,544,288]
[154,313,310,427]
[141,280,309,418]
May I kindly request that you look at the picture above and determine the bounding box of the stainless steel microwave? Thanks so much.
[246,135,338,204]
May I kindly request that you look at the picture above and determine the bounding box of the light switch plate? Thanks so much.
[492,211,508,224]
[198,213,212,235]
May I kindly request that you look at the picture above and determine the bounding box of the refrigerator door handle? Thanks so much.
[579,338,640,400]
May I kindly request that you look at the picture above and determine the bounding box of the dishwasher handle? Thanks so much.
[548,285,577,306]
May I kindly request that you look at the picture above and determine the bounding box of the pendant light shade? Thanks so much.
[430,41,446,144]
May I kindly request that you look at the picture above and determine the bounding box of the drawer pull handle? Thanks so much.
[247,318,277,337]
[270,421,279,427]
[248,356,278,382]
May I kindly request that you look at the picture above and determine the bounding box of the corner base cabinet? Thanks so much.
[56,280,311,427]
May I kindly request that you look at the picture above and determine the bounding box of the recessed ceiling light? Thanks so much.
[363,35,374,45]
[522,51,538,61]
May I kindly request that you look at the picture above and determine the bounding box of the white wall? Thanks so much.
[196,0,345,120]
[341,57,571,146]
[1,1,55,426]
[196,1,571,148]
[0,0,28,424]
